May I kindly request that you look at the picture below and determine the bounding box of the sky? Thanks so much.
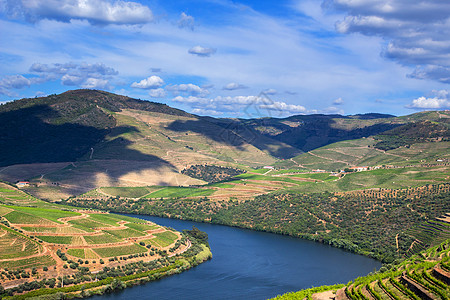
[0,0,449,118]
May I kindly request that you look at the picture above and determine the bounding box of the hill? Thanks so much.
[0,182,211,298]
[273,239,450,300]
[0,90,296,199]
[0,89,449,201]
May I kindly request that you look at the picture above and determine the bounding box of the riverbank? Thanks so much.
[2,235,212,299]
[89,214,380,300]
[63,184,450,263]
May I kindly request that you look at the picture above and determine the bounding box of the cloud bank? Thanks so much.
[2,0,153,25]
[325,0,450,84]
[407,90,450,109]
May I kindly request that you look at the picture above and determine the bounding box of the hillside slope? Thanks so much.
[0,90,295,199]
[273,239,450,300]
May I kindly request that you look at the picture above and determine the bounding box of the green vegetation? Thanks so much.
[20,226,57,233]
[0,174,212,299]
[104,228,146,239]
[68,183,450,263]
[68,217,112,231]
[125,222,158,231]
[272,284,345,300]
[2,210,51,225]
[206,183,235,188]
[233,173,304,185]
[144,186,215,199]
[2,241,211,299]
[0,255,55,270]
[93,243,151,258]
[84,234,121,244]
[374,120,450,151]
[273,239,450,300]
[0,225,40,259]
[181,164,245,183]
[67,248,85,258]
[4,206,80,223]
[37,236,73,244]
[100,187,157,198]
[152,231,179,248]
[88,213,126,226]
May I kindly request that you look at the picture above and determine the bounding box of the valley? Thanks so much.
[0,90,449,298]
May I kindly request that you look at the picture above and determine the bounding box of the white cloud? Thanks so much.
[223,82,248,90]
[188,46,216,57]
[2,0,153,25]
[408,65,450,84]
[82,77,110,89]
[173,94,309,116]
[192,108,222,116]
[131,76,164,89]
[325,0,450,84]
[407,90,450,109]
[30,62,118,89]
[333,97,344,105]
[167,83,210,97]
[259,101,306,114]
[61,74,83,86]
[0,75,31,96]
[178,12,194,30]
[0,75,30,89]
[148,88,167,98]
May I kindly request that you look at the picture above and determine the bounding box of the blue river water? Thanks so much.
[94,214,381,300]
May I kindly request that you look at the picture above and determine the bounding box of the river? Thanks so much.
[94,214,381,300]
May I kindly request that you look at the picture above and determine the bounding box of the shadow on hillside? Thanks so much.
[166,117,302,159]
[274,118,401,152]
[166,116,400,158]
[0,104,176,192]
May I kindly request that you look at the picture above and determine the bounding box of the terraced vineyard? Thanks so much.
[0,183,209,297]
[274,239,450,300]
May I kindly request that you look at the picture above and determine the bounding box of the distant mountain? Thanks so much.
[207,113,403,152]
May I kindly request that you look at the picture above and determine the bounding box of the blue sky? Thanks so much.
[0,0,449,117]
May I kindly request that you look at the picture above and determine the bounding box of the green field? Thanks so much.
[100,186,158,198]
[21,227,58,233]
[291,137,450,171]
[38,235,73,244]
[67,248,85,259]
[88,213,126,226]
[68,218,112,231]
[104,228,146,239]
[84,234,121,244]
[3,210,53,225]
[152,231,178,247]
[283,166,450,194]
[233,173,305,185]
[0,255,55,270]
[125,222,159,231]
[93,243,148,257]
[144,186,215,199]
[206,182,236,188]
[4,205,80,223]
[0,225,40,259]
